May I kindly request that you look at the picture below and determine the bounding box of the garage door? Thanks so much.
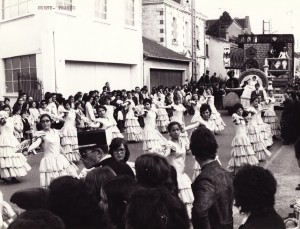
[63,61,131,96]
[150,69,183,89]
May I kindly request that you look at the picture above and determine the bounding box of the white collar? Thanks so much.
[100,154,111,162]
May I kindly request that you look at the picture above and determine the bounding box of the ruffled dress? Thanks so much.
[143,109,167,153]
[0,117,31,178]
[29,108,40,133]
[154,99,169,133]
[256,105,273,147]
[166,140,194,219]
[171,104,190,146]
[104,105,124,139]
[206,96,226,132]
[246,107,271,161]
[125,100,143,142]
[263,97,281,136]
[36,129,78,187]
[60,110,80,163]
[228,114,259,170]
[190,96,207,123]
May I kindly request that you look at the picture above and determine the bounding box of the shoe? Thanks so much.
[295,186,300,191]
[10,177,20,184]
[1,178,11,184]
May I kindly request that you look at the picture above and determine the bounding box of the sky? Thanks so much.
[195,0,300,50]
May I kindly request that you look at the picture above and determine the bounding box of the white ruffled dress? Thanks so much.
[125,100,143,142]
[228,114,259,169]
[36,129,78,187]
[143,109,167,153]
[207,96,226,132]
[263,98,281,136]
[60,110,80,163]
[166,140,194,219]
[171,104,190,146]
[246,107,271,161]
[104,105,124,139]
[0,117,31,178]
[154,99,169,133]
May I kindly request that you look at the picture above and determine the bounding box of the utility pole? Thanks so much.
[191,0,197,82]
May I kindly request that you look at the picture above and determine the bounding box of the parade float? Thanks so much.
[223,34,295,113]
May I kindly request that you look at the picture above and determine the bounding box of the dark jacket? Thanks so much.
[192,161,234,229]
[250,90,264,101]
[238,210,285,229]
[94,156,135,179]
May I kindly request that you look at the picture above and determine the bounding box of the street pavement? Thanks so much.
[0,110,297,228]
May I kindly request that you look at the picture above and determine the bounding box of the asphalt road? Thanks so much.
[1,110,291,223]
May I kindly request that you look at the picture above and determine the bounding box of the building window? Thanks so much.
[172,17,178,43]
[196,25,200,49]
[206,44,209,57]
[160,11,163,15]
[160,38,164,42]
[95,0,107,19]
[4,55,36,93]
[160,29,164,33]
[57,0,73,11]
[185,21,189,46]
[1,0,31,20]
[125,0,134,26]
[160,20,163,24]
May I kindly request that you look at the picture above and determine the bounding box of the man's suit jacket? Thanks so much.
[251,90,264,101]
[94,156,135,179]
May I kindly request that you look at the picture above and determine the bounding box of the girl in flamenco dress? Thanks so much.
[263,90,281,138]
[27,114,78,188]
[190,92,207,124]
[124,94,143,142]
[227,103,259,172]
[60,101,80,164]
[0,110,31,184]
[245,97,271,161]
[153,91,169,133]
[164,121,194,219]
[141,99,167,154]
[206,88,226,133]
[103,96,124,139]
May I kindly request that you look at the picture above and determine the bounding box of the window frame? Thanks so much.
[125,0,135,27]
[94,0,107,20]
[1,0,31,21]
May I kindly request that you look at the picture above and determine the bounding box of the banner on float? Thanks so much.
[223,46,230,67]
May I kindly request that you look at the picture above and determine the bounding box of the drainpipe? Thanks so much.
[52,30,57,93]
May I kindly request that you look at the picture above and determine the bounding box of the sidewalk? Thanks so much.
[233,144,300,228]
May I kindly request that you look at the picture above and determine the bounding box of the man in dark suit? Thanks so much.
[250,83,265,101]
[79,144,135,179]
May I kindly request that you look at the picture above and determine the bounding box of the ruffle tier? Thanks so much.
[0,135,20,148]
[40,154,78,187]
[125,118,143,142]
[127,133,143,142]
[210,113,226,132]
[143,130,167,151]
[228,155,259,167]
[255,149,271,161]
[65,151,81,163]
[177,173,194,219]
[0,152,31,178]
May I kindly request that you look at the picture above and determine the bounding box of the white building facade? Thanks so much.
[0,0,143,100]
[142,0,206,81]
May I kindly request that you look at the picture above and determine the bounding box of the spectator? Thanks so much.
[190,127,234,229]
[234,165,285,229]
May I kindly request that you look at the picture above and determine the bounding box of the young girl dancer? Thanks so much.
[206,88,226,132]
[263,90,281,138]
[165,121,194,218]
[154,91,169,133]
[190,92,207,123]
[29,101,40,133]
[0,109,31,184]
[60,101,80,163]
[124,94,143,142]
[12,106,23,142]
[228,103,259,172]
[246,97,271,161]
[104,96,124,139]
[142,99,167,153]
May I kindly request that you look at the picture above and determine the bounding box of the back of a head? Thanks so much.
[190,127,218,161]
[233,165,277,215]
[84,166,116,202]
[135,154,175,193]
[48,176,106,229]
[126,188,190,229]
[8,209,65,229]
[103,176,137,228]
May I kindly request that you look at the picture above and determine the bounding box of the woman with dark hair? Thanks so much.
[27,114,78,187]
[12,97,24,113]
[84,166,116,203]
[228,103,258,172]
[48,176,107,229]
[142,98,167,153]
[126,187,190,229]
[234,165,285,229]
[60,101,80,163]
[102,175,137,229]
[246,97,271,161]
[135,154,177,196]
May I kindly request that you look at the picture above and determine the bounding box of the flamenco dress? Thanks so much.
[207,95,226,132]
[263,97,281,136]
[104,105,124,139]
[125,100,143,142]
